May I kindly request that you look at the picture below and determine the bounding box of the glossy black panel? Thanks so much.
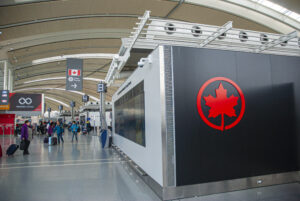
[114,81,145,146]
[171,46,299,186]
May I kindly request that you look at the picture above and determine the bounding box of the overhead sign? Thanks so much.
[82,95,89,102]
[70,101,75,107]
[58,105,63,111]
[0,90,10,110]
[9,93,42,111]
[66,58,83,91]
[0,90,9,105]
[97,82,107,93]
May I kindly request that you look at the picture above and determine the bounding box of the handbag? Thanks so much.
[20,140,26,150]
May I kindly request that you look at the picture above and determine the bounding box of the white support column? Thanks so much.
[42,94,45,120]
[8,68,13,91]
[3,60,8,90]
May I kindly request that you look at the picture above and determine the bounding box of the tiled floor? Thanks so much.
[0,133,299,201]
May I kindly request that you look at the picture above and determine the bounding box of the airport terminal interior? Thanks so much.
[0,0,299,201]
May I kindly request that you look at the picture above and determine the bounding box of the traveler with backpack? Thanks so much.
[54,121,64,144]
[70,121,79,142]
[21,120,30,155]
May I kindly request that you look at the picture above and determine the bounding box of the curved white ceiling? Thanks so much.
[186,0,300,33]
[45,96,70,108]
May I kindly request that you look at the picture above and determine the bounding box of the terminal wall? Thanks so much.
[112,47,163,186]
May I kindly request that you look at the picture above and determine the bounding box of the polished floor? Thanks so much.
[0,133,299,201]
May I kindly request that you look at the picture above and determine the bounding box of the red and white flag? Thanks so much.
[68,69,81,76]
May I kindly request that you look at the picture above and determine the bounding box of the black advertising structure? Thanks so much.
[66,58,83,91]
[9,93,42,111]
[111,45,300,200]
[168,46,300,186]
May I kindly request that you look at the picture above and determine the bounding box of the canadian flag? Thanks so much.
[68,69,81,76]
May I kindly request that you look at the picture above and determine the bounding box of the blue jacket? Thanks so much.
[70,124,79,132]
[20,124,28,140]
[54,125,64,134]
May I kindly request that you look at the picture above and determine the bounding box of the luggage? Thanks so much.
[48,137,52,145]
[0,144,2,158]
[6,144,19,156]
[51,137,57,145]
[20,140,26,150]
[108,136,112,148]
[82,128,87,135]
[44,137,49,143]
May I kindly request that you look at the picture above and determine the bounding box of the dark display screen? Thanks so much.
[114,81,145,146]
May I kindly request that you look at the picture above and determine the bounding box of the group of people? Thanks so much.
[20,120,82,155]
[46,120,65,144]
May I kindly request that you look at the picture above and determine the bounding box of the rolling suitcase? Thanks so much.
[51,137,57,145]
[44,137,49,143]
[48,137,52,145]
[6,144,19,156]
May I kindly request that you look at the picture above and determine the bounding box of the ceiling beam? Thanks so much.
[0,14,140,29]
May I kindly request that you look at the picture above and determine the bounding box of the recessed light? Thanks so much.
[0,32,2,35]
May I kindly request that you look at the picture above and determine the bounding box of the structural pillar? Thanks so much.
[99,85,107,130]
[2,60,8,90]
[8,68,13,92]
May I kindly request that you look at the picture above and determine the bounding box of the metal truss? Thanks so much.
[105,10,300,85]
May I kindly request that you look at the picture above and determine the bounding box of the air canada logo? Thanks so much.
[197,77,245,131]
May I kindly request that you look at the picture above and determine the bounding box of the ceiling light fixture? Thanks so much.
[32,53,118,65]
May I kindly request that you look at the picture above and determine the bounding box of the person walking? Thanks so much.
[54,121,64,144]
[86,119,91,134]
[47,122,54,137]
[70,121,79,142]
[20,120,31,155]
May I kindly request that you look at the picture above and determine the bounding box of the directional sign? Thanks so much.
[70,101,75,108]
[82,95,89,102]
[66,58,83,91]
[0,90,10,110]
[97,83,107,93]
[47,107,51,112]
[0,90,9,105]
[58,105,63,111]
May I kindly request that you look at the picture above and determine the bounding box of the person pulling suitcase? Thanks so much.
[54,121,64,144]
[20,120,31,155]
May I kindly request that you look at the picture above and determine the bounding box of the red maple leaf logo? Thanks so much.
[203,83,239,131]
